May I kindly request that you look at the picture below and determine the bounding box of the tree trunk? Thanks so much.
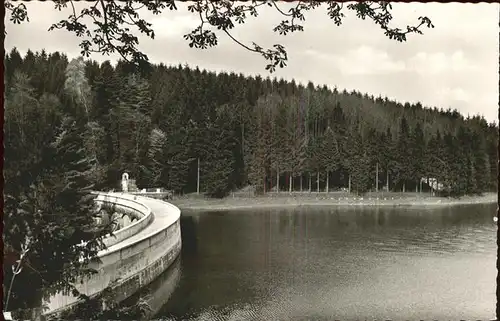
[376,163,379,193]
[386,170,390,192]
[326,171,329,193]
[197,158,200,194]
[348,174,351,194]
[317,171,320,192]
[309,173,312,192]
[300,175,303,192]
[402,183,406,193]
[415,179,419,193]
[289,173,292,193]
[241,121,244,156]
[276,165,279,193]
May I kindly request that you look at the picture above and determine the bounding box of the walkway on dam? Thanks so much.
[102,193,180,254]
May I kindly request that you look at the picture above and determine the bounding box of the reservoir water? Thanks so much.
[134,203,496,320]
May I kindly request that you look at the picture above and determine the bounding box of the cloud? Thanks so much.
[4,2,499,123]
[438,87,472,103]
[304,46,406,76]
[149,15,200,38]
[407,50,480,75]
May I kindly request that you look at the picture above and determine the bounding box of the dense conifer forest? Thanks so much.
[5,48,498,200]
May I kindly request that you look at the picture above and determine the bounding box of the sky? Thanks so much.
[5,1,499,124]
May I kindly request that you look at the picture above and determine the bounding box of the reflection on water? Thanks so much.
[121,257,181,320]
[131,203,496,320]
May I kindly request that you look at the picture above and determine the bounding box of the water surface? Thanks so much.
[141,204,496,320]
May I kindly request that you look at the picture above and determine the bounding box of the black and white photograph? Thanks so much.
[3,1,498,320]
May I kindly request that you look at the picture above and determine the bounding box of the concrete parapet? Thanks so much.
[93,192,154,248]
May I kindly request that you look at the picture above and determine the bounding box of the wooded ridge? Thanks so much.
[5,48,498,200]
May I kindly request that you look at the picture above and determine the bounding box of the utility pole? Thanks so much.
[197,158,200,195]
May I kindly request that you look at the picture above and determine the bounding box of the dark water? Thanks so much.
[139,204,496,320]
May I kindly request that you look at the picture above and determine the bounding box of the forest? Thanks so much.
[4,48,498,201]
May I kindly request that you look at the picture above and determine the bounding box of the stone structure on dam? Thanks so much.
[42,176,182,317]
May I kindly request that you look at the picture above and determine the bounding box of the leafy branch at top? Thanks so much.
[5,0,434,72]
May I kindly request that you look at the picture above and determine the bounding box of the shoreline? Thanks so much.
[170,192,497,211]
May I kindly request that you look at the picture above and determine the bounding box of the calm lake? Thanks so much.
[132,203,497,320]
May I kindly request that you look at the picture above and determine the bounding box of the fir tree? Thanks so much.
[320,125,341,192]
[4,117,111,310]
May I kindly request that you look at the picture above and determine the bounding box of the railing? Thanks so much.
[129,191,173,200]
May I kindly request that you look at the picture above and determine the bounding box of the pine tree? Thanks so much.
[452,126,470,196]
[202,115,237,198]
[349,131,371,195]
[248,122,269,195]
[383,127,395,191]
[64,57,106,187]
[434,131,450,195]
[145,128,166,186]
[410,122,425,191]
[395,116,411,191]
[486,131,498,191]
[157,121,194,194]
[473,132,491,194]
[91,61,123,188]
[320,125,340,192]
[425,132,440,194]
[284,96,307,192]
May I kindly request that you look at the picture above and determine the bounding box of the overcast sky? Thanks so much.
[5,2,499,124]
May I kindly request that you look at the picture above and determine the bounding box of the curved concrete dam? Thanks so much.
[43,192,182,317]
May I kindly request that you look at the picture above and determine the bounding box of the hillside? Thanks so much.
[4,48,498,198]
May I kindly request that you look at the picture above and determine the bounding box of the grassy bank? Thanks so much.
[169,191,497,211]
